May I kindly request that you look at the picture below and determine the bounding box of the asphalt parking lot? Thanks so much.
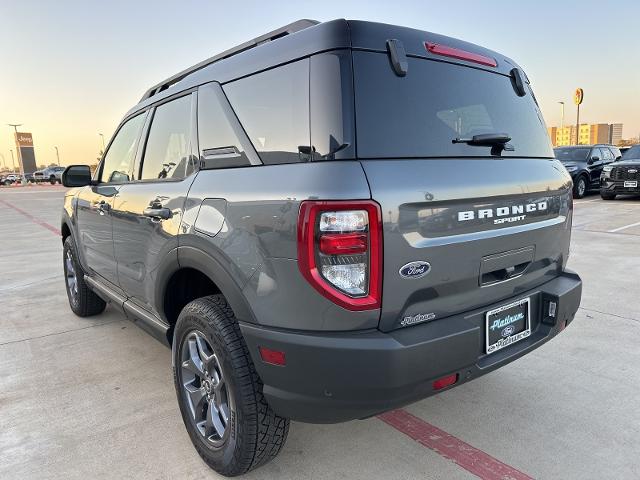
[1,184,639,480]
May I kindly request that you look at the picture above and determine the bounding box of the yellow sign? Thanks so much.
[15,132,34,147]
[574,88,584,106]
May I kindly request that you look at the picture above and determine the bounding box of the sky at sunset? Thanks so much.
[1,0,638,168]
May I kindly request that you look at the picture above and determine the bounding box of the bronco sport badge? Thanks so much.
[458,201,548,225]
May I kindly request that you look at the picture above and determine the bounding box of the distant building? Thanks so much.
[548,126,569,146]
[609,123,623,145]
[588,123,611,144]
[547,123,623,146]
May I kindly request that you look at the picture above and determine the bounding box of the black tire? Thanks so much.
[63,236,106,316]
[573,175,588,199]
[50,176,56,185]
[601,192,616,200]
[173,295,289,476]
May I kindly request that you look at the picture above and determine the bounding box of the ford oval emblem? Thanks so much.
[399,261,431,279]
[502,325,515,337]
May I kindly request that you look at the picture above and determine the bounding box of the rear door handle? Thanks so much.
[143,206,172,220]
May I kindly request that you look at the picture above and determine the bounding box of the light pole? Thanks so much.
[98,133,105,150]
[558,101,565,130]
[575,103,581,145]
[0,153,5,169]
[8,123,22,134]
[54,146,60,166]
[10,149,16,172]
[8,124,23,172]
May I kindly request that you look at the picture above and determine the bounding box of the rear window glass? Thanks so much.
[353,52,553,159]
[554,147,590,161]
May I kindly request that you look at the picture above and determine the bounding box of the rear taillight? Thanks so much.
[297,201,382,311]
[319,233,368,255]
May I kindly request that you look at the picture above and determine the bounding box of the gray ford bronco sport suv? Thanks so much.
[61,19,582,476]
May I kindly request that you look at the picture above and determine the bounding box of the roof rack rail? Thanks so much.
[140,19,320,102]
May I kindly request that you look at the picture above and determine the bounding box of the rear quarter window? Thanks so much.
[198,83,252,168]
[353,52,553,159]
[223,59,310,165]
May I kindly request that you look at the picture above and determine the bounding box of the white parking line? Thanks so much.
[575,198,602,204]
[609,221,640,233]
[0,189,65,194]
[575,198,640,205]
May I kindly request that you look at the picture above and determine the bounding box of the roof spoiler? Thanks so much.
[139,19,320,102]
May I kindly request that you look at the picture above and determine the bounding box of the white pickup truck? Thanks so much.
[33,166,65,184]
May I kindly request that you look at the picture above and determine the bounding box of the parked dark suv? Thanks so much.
[600,144,640,199]
[60,19,582,476]
[553,144,622,198]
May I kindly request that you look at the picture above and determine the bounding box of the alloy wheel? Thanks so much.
[65,250,79,304]
[180,331,233,448]
[578,178,586,197]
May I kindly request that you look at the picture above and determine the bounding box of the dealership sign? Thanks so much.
[14,132,38,175]
[15,132,34,147]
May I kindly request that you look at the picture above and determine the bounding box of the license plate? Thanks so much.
[486,298,531,354]
[624,181,637,188]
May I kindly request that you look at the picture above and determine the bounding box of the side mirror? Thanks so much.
[588,156,599,164]
[62,165,92,187]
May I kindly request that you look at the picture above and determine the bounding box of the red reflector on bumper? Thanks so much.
[433,373,458,390]
[259,346,286,366]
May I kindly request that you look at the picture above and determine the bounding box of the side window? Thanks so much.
[223,59,310,165]
[197,83,251,168]
[601,148,614,163]
[590,148,602,161]
[611,147,622,160]
[140,95,193,181]
[100,113,146,183]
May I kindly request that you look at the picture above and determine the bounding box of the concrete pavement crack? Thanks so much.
[0,274,60,293]
[0,319,123,347]
[579,306,640,324]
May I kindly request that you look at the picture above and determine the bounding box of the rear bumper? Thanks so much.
[240,270,582,423]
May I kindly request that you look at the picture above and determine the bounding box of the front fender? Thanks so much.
[61,190,90,271]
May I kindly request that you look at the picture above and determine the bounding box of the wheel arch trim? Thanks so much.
[162,245,257,326]
[60,211,91,273]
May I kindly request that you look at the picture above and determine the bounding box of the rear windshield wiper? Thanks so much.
[452,133,514,154]
[453,133,511,146]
